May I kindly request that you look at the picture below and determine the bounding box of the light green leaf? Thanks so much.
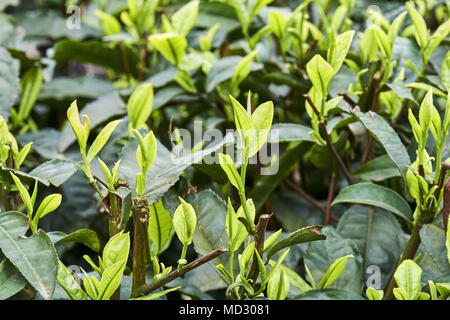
[9,172,34,218]
[218,153,243,191]
[132,286,180,300]
[406,2,428,49]
[267,268,289,300]
[394,259,422,300]
[173,198,197,245]
[435,283,450,299]
[366,287,384,300]
[95,10,121,36]
[49,229,101,253]
[263,229,282,252]
[406,82,447,97]
[83,275,100,300]
[127,83,154,130]
[230,50,258,90]
[304,226,363,293]
[133,129,157,175]
[86,119,122,163]
[424,19,450,61]
[102,232,130,269]
[149,33,187,67]
[97,259,127,300]
[66,100,89,154]
[372,26,392,59]
[16,67,43,123]
[174,70,197,93]
[199,23,220,52]
[171,0,199,37]
[229,95,252,143]
[279,264,312,293]
[149,199,174,256]
[226,198,248,253]
[388,11,407,45]
[57,260,88,300]
[328,30,355,73]
[250,101,274,156]
[318,255,354,288]
[268,10,286,39]
[306,54,334,97]
[418,89,433,136]
[238,242,255,276]
[32,193,62,228]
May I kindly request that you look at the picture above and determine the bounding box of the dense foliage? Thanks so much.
[1,0,450,301]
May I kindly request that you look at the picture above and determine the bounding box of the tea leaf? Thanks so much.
[306,54,334,98]
[0,212,58,299]
[406,2,428,49]
[149,199,174,256]
[332,183,412,221]
[173,198,197,246]
[127,83,154,130]
[102,232,130,269]
[266,226,325,261]
[0,259,27,300]
[394,259,422,300]
[171,0,199,37]
[16,67,42,123]
[86,119,122,163]
[318,255,353,289]
[57,260,87,300]
[149,33,187,67]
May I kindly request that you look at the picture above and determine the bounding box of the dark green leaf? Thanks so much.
[332,183,412,221]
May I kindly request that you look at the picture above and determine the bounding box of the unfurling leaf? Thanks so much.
[127,83,154,130]
[173,198,197,245]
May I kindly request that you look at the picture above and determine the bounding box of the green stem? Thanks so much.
[383,221,423,300]
[177,244,188,271]
[228,250,234,281]
[239,191,256,233]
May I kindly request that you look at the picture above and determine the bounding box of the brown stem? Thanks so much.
[325,172,336,225]
[131,197,150,298]
[337,91,358,108]
[285,179,339,222]
[304,94,355,185]
[247,214,273,290]
[117,42,132,80]
[383,221,422,300]
[361,69,384,164]
[138,35,148,81]
[137,247,228,297]
[103,191,124,300]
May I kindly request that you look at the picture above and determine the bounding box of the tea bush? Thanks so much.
[1,0,450,301]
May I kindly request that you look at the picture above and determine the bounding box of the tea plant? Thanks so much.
[1,0,450,301]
